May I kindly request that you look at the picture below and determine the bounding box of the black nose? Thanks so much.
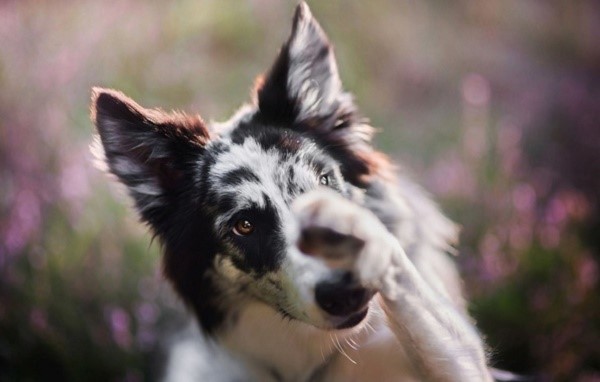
[315,272,372,317]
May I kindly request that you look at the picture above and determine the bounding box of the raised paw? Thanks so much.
[292,189,399,291]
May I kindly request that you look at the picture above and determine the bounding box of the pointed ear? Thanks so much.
[257,2,348,124]
[91,87,211,223]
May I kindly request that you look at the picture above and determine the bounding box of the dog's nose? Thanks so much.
[315,272,372,317]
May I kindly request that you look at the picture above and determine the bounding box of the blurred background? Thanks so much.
[1,1,599,381]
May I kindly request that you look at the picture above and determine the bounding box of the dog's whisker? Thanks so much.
[329,333,344,357]
[346,336,359,351]
[334,333,357,365]
[327,335,334,355]
[365,321,376,335]
[345,337,358,351]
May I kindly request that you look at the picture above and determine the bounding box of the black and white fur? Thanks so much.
[92,3,496,381]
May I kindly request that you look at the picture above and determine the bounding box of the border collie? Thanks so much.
[92,3,498,381]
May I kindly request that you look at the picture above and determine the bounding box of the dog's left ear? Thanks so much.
[257,2,350,125]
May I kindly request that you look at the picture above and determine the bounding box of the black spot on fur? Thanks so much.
[220,167,260,187]
[215,193,237,216]
[286,178,297,197]
[231,122,304,158]
[228,195,285,274]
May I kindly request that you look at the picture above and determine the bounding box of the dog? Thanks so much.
[92,3,499,381]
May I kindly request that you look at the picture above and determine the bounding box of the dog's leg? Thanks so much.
[294,190,492,382]
[373,248,492,382]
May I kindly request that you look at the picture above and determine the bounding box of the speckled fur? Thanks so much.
[92,3,496,381]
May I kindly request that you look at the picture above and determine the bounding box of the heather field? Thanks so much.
[1,1,599,381]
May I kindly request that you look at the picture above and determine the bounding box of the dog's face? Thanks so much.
[93,3,388,334]
[201,127,361,330]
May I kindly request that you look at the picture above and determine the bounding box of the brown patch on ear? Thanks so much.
[354,149,396,185]
[91,87,214,214]
[251,75,265,105]
[91,87,212,146]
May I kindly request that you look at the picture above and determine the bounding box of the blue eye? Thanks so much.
[319,174,329,186]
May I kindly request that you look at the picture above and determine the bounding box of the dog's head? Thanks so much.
[92,3,390,334]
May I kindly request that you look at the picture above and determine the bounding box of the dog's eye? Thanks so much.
[319,174,329,186]
[233,219,255,236]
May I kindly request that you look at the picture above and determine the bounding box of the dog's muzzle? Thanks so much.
[314,271,374,328]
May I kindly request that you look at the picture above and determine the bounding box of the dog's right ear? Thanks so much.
[91,88,211,224]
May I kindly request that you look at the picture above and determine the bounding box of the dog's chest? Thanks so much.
[220,303,332,381]
[219,302,418,382]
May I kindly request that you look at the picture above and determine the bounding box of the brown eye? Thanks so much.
[319,174,329,186]
[233,219,254,236]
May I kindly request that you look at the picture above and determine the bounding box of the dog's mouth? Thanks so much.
[313,280,375,330]
[275,302,370,331]
[333,306,369,329]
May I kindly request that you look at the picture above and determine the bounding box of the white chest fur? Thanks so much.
[219,300,417,382]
